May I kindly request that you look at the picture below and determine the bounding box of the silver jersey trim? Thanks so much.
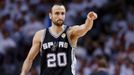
[40,29,46,53]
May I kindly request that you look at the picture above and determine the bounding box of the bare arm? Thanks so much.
[70,11,97,38]
[20,30,43,75]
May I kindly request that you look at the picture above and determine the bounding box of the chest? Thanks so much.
[42,29,70,50]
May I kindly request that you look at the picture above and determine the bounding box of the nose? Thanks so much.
[58,14,63,19]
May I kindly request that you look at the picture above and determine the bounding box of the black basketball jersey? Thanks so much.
[40,26,76,75]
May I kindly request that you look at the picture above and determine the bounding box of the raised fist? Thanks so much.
[87,11,97,20]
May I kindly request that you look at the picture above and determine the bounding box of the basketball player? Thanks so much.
[20,3,97,75]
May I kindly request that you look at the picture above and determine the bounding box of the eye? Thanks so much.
[61,12,65,15]
[55,12,59,15]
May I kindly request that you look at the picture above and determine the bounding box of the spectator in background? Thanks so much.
[0,28,16,55]
[127,5,134,24]
[90,56,109,75]
[20,15,44,44]
[124,23,134,49]
[0,28,17,75]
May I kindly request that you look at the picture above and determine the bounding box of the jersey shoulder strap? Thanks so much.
[40,29,46,44]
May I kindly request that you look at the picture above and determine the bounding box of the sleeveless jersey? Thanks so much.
[40,26,76,75]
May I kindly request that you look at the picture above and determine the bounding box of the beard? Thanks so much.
[53,20,64,26]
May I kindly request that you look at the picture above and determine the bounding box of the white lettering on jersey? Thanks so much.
[43,42,68,50]
[64,42,68,48]
[43,43,48,49]
[59,42,64,48]
[48,42,53,48]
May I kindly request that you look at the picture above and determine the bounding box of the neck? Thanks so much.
[51,23,63,34]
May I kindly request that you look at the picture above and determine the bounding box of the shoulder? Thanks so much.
[36,29,46,35]
[34,29,46,42]
[67,25,79,31]
[67,25,80,35]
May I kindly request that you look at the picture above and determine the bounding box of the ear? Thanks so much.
[49,13,52,19]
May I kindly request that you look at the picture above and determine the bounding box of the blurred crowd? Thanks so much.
[0,0,134,75]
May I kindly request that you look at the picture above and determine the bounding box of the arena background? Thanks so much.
[0,0,134,75]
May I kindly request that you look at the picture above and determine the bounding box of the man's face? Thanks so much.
[49,5,66,26]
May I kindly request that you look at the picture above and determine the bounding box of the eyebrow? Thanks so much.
[55,11,65,13]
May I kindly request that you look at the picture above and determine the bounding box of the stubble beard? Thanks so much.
[53,20,64,26]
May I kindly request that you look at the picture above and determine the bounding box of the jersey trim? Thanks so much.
[71,48,76,75]
[40,29,46,53]
[48,25,67,38]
